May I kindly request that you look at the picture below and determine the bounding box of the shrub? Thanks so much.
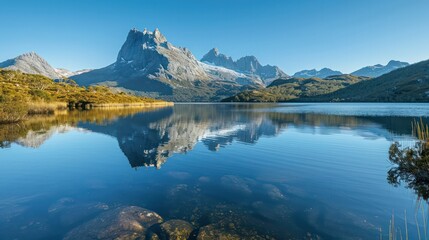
[0,100,28,123]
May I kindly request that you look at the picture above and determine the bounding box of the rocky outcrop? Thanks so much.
[64,206,163,240]
[159,219,194,240]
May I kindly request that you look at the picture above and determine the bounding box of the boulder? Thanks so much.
[159,219,194,240]
[64,206,163,240]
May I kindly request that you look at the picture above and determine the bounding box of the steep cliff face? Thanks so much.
[71,29,263,101]
[116,28,210,82]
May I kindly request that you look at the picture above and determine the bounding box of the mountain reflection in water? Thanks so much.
[2,103,429,239]
[1,104,427,170]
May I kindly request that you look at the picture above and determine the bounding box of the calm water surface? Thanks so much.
[1,103,428,239]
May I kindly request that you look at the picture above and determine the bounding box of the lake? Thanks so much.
[1,103,428,239]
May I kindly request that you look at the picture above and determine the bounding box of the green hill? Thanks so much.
[310,59,429,102]
[221,74,369,102]
[0,70,169,123]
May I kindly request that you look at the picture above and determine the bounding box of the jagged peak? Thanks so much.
[153,28,167,43]
[209,48,219,55]
[203,48,220,58]
[127,27,167,44]
[237,55,259,62]
[18,52,42,58]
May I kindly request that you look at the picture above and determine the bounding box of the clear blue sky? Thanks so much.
[1,0,428,74]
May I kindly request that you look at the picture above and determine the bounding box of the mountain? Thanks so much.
[55,68,92,78]
[311,59,429,102]
[71,28,263,102]
[293,68,342,79]
[201,48,288,85]
[222,74,369,102]
[351,60,409,77]
[0,52,61,79]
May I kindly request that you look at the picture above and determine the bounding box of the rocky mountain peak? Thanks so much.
[204,48,220,57]
[201,48,235,69]
[236,56,262,72]
[211,48,219,55]
[153,28,167,43]
[0,52,60,79]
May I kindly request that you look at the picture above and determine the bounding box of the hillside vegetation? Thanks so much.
[310,59,429,102]
[222,74,369,102]
[0,70,169,123]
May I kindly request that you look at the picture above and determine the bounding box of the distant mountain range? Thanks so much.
[201,48,288,84]
[351,60,409,77]
[293,68,342,79]
[223,60,429,102]
[291,61,410,79]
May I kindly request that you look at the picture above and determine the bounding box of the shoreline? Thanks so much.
[0,101,174,124]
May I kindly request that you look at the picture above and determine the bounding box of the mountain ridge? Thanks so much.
[201,48,288,84]
[293,68,343,79]
[351,60,409,77]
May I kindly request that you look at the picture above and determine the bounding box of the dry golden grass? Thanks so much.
[27,102,68,115]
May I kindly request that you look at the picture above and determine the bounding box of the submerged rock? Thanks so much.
[198,176,210,183]
[48,198,110,227]
[167,171,191,180]
[220,175,252,194]
[48,197,75,213]
[262,184,285,201]
[197,224,241,240]
[196,222,269,240]
[159,219,194,240]
[64,206,163,240]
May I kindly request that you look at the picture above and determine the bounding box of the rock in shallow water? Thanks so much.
[196,222,270,240]
[220,175,252,194]
[159,219,194,240]
[64,206,163,240]
[262,184,285,201]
